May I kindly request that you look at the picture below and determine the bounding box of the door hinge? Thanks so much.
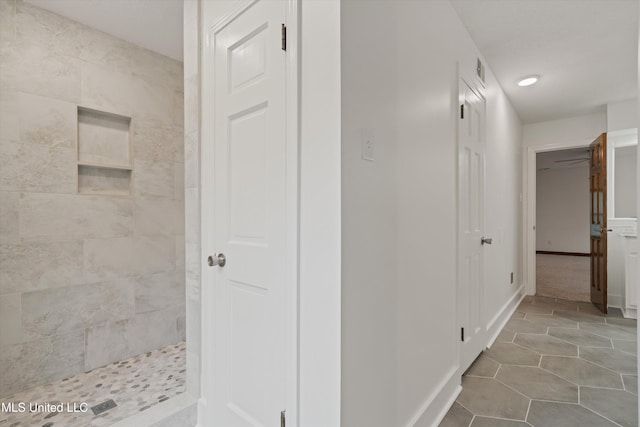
[461,327,464,341]
[281,410,286,427]
[281,24,287,51]
[460,104,464,119]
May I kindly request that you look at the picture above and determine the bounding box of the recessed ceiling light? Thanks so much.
[518,75,539,87]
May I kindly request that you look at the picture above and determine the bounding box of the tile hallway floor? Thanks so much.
[440,296,638,427]
[0,341,185,427]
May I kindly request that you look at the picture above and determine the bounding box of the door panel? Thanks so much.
[590,133,608,314]
[209,1,289,425]
[458,78,486,373]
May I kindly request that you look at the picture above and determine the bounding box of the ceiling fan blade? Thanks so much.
[555,158,589,163]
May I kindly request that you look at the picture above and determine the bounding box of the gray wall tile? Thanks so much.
[134,198,185,237]
[134,159,175,198]
[133,117,183,164]
[0,140,76,193]
[19,193,134,240]
[0,40,81,103]
[80,61,175,120]
[0,191,19,243]
[22,279,135,339]
[0,331,84,398]
[0,293,21,347]
[84,236,175,281]
[0,241,84,294]
[135,271,185,314]
[0,1,16,45]
[18,91,76,148]
[132,46,183,92]
[0,90,19,142]
[84,308,181,371]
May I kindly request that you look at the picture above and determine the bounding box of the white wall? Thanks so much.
[536,166,590,253]
[607,101,638,311]
[523,112,607,147]
[341,1,523,426]
[341,1,398,425]
[607,99,638,132]
[299,1,342,426]
[615,145,638,218]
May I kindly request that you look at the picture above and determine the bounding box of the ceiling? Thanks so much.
[451,0,638,124]
[25,0,638,125]
[24,0,183,61]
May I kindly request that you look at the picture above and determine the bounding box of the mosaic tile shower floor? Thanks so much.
[0,341,186,427]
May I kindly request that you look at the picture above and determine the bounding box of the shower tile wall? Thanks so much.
[0,0,185,397]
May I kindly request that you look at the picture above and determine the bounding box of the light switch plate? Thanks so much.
[361,128,374,161]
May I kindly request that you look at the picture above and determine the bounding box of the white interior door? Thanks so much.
[457,77,487,374]
[202,1,293,426]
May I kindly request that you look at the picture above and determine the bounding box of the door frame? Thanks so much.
[523,138,594,296]
[199,0,300,424]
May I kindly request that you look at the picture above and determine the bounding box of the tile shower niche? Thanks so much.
[77,107,133,196]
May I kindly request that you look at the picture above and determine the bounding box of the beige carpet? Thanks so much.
[536,254,590,302]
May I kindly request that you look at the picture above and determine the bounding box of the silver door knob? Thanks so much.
[481,237,492,245]
[207,253,226,267]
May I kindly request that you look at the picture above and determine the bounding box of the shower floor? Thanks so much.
[0,341,186,427]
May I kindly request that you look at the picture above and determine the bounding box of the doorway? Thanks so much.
[524,138,594,298]
[535,147,591,302]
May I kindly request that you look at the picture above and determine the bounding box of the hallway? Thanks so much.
[536,254,590,302]
[441,296,638,427]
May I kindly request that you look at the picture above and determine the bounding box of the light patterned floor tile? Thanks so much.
[0,341,186,426]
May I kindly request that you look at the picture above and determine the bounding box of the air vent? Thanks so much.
[476,58,485,83]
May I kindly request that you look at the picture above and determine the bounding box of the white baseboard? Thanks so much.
[621,306,638,319]
[427,382,462,427]
[608,293,623,309]
[402,285,525,427]
[403,367,461,427]
[486,285,525,349]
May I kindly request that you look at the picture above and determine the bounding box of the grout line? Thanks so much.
[494,363,502,379]
[492,376,537,400]
[467,414,475,427]
[536,365,581,388]
[577,384,580,404]
[528,398,579,405]
[579,404,625,427]
[581,384,633,392]
[468,413,528,423]
[524,398,532,422]
[454,399,475,415]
